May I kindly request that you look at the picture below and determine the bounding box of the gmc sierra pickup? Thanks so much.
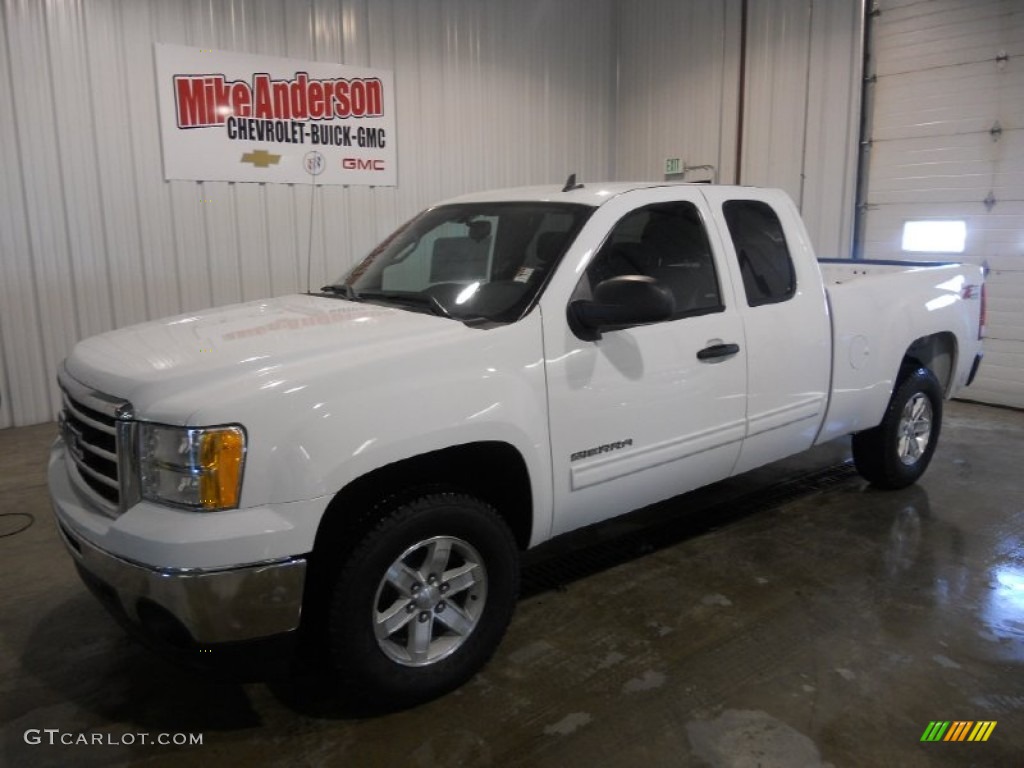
[50,181,985,706]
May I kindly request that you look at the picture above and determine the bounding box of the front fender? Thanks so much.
[193,311,554,545]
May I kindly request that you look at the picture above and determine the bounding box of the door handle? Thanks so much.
[697,343,740,361]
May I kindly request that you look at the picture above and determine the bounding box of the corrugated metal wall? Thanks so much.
[0,0,615,427]
[0,0,864,428]
[742,0,862,259]
[614,0,863,259]
[613,0,742,185]
[862,0,1023,407]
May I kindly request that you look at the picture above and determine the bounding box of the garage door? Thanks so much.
[860,0,1024,408]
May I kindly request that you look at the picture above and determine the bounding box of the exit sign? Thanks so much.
[665,158,682,175]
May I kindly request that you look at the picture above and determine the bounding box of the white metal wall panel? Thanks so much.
[2,0,85,427]
[0,0,614,427]
[866,130,1024,206]
[741,0,814,203]
[0,0,48,428]
[614,0,862,260]
[121,1,188,322]
[613,0,742,185]
[741,0,862,259]
[875,0,1023,74]
[863,0,1024,407]
[872,58,1024,141]
[798,0,864,259]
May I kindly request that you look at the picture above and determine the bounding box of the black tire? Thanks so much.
[327,492,519,709]
[852,366,943,489]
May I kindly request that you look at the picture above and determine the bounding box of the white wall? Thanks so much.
[614,0,863,259]
[0,0,615,427]
[0,0,864,428]
[744,0,863,259]
[613,0,743,186]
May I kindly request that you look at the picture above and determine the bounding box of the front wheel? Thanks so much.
[852,366,943,489]
[327,493,519,709]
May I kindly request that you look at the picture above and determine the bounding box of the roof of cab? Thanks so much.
[435,181,698,208]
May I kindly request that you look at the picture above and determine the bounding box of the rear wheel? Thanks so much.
[327,493,518,708]
[852,366,943,489]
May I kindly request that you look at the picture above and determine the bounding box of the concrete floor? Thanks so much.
[1,401,1022,767]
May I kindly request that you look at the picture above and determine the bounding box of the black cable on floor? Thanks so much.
[0,512,34,538]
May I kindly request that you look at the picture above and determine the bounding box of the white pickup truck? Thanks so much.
[50,180,984,706]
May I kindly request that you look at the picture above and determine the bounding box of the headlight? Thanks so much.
[138,424,246,510]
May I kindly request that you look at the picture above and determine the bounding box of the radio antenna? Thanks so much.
[303,151,325,293]
[562,173,584,192]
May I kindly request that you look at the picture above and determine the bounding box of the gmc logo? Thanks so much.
[61,418,86,464]
[342,158,385,171]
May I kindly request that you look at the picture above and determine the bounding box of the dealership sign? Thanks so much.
[154,44,396,186]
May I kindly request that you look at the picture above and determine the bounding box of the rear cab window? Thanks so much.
[722,200,797,307]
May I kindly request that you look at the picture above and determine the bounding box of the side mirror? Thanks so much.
[569,275,675,340]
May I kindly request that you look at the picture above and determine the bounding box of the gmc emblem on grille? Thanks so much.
[62,418,86,463]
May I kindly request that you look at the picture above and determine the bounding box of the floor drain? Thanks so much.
[0,512,35,538]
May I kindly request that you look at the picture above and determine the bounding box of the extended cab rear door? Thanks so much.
[540,186,748,536]
[699,187,832,474]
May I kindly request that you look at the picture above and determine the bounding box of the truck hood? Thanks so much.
[65,294,462,416]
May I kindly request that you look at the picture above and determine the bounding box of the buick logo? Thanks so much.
[303,151,325,176]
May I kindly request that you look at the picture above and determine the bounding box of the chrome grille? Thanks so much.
[58,366,136,516]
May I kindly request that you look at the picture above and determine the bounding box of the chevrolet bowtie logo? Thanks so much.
[241,149,281,168]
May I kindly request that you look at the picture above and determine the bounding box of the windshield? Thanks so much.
[326,202,592,324]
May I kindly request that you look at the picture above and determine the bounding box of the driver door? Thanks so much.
[541,188,748,536]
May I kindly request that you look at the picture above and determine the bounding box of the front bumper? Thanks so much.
[49,436,310,648]
[55,519,306,646]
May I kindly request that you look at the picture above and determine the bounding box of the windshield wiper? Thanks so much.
[426,294,452,318]
[320,284,359,300]
[353,290,486,323]
[355,290,437,313]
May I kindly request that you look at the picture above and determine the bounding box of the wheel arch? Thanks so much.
[311,441,534,562]
[902,331,958,395]
[297,441,532,668]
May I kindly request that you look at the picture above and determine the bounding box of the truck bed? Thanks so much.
[814,257,984,446]
[818,258,966,286]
